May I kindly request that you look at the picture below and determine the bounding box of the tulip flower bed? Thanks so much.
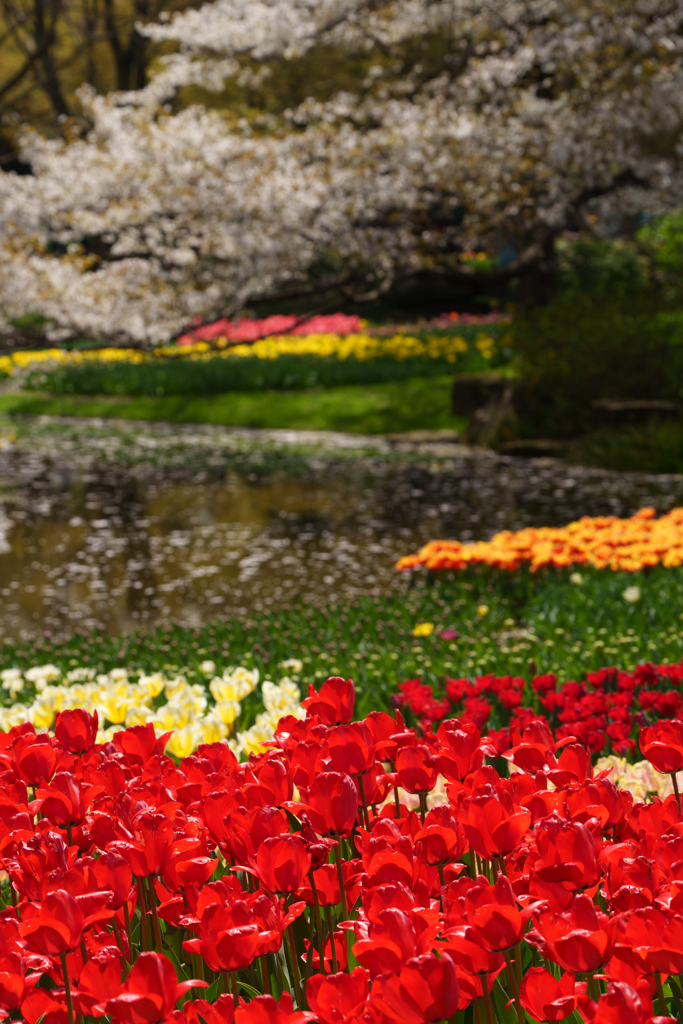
[0,663,304,759]
[394,659,683,761]
[396,507,683,574]
[3,677,683,1024]
[1,324,506,399]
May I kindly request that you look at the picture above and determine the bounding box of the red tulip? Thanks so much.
[242,757,293,806]
[465,874,527,952]
[441,925,504,976]
[9,831,70,901]
[100,953,203,1024]
[372,953,459,1024]
[301,677,355,725]
[434,720,490,782]
[184,901,276,973]
[297,864,341,907]
[395,744,438,794]
[112,724,171,768]
[20,889,85,956]
[298,773,358,838]
[111,812,175,877]
[306,967,369,1024]
[458,788,531,859]
[248,835,311,894]
[73,955,123,1017]
[414,806,467,865]
[640,719,683,774]
[527,895,617,974]
[327,722,375,777]
[234,993,316,1024]
[163,839,218,893]
[530,817,599,897]
[505,719,558,774]
[55,709,99,754]
[354,905,442,977]
[93,850,134,909]
[579,980,674,1024]
[0,952,39,1013]
[14,735,56,785]
[37,772,96,828]
[618,905,683,976]
[520,968,580,1022]
[171,996,235,1024]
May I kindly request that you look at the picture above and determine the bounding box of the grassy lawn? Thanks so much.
[2,567,683,722]
[0,375,463,434]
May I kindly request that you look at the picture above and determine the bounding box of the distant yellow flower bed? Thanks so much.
[0,330,491,376]
[396,506,683,573]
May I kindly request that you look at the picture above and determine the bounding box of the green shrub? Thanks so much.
[510,236,683,437]
[566,418,683,474]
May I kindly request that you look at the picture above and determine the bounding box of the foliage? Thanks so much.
[566,419,683,474]
[554,237,646,295]
[511,291,683,437]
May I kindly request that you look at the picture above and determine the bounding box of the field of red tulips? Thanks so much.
[396,661,683,760]
[3,675,683,1024]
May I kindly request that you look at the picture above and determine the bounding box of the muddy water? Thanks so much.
[2,419,683,641]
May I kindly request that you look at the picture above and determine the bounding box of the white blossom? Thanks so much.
[0,0,682,342]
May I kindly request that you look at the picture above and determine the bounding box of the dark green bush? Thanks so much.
[510,235,683,437]
[566,418,683,474]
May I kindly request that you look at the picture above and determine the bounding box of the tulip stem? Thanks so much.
[503,950,523,1024]
[66,825,74,848]
[357,774,370,831]
[333,843,349,920]
[418,791,427,826]
[308,871,325,975]
[60,953,75,1024]
[286,924,303,1009]
[137,879,149,953]
[481,975,496,1024]
[672,772,681,813]
[146,877,164,954]
[112,917,129,977]
[656,973,667,1016]
[123,902,134,961]
[324,906,338,973]
[260,957,270,996]
[231,972,239,1006]
[393,785,401,818]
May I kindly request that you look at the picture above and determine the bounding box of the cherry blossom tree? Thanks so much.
[1,0,682,344]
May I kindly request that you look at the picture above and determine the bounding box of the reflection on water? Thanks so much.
[2,421,683,641]
[0,469,424,640]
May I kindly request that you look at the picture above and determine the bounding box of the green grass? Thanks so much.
[3,566,683,720]
[0,376,463,434]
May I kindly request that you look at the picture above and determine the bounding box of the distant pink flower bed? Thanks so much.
[174,310,508,346]
[176,313,363,345]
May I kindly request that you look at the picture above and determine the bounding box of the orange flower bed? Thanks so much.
[396,506,683,573]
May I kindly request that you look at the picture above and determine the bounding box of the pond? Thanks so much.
[2,417,683,641]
